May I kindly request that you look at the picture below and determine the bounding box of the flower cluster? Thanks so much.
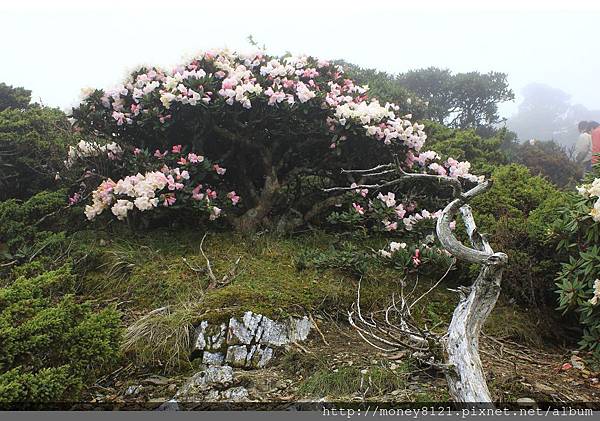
[411,151,483,182]
[377,239,453,274]
[590,279,600,306]
[577,178,600,222]
[81,143,238,223]
[65,140,123,168]
[72,49,435,158]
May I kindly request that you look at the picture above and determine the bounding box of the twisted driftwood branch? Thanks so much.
[436,181,508,406]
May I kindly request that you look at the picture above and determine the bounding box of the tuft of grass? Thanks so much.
[299,365,409,398]
[121,301,206,372]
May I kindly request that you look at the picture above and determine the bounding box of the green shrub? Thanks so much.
[426,121,509,176]
[553,171,600,355]
[0,103,75,200]
[0,264,122,404]
[469,164,566,307]
[511,140,583,188]
[0,189,78,264]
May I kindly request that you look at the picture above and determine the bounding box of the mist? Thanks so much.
[1,0,599,145]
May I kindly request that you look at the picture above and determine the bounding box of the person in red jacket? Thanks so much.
[590,121,600,165]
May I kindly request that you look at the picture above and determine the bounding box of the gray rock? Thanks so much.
[227,312,262,345]
[289,316,311,342]
[202,351,225,366]
[207,323,227,351]
[192,320,208,350]
[124,385,143,396]
[517,397,537,407]
[221,386,249,402]
[247,344,274,368]
[191,311,311,370]
[205,389,220,401]
[257,316,289,346]
[225,345,249,368]
[177,365,234,397]
[157,398,179,411]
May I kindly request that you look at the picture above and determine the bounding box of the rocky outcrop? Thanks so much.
[191,311,311,369]
[159,365,248,409]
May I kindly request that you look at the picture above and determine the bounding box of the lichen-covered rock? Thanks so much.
[221,386,249,402]
[193,320,208,350]
[191,311,312,370]
[227,312,263,345]
[247,344,274,368]
[289,316,311,342]
[257,316,289,346]
[225,345,249,368]
[176,365,234,398]
[202,351,225,366]
[207,323,227,351]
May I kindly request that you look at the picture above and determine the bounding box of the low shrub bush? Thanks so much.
[0,264,122,404]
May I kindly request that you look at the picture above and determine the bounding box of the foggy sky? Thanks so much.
[1,0,599,120]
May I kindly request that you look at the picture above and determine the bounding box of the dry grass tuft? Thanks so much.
[122,301,206,372]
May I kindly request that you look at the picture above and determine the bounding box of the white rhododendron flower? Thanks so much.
[389,242,407,252]
[590,279,600,306]
[577,179,600,222]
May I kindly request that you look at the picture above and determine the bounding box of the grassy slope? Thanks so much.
[69,227,543,373]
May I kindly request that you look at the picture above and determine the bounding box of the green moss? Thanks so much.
[76,229,404,324]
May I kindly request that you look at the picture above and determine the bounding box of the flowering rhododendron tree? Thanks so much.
[70,49,478,231]
[554,176,600,355]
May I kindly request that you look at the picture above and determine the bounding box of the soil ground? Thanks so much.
[87,320,600,409]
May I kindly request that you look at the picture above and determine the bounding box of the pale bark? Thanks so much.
[436,182,508,406]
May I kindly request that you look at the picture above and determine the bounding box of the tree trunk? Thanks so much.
[234,166,279,233]
[436,183,508,407]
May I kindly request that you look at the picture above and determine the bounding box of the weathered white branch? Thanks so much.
[436,181,493,265]
[436,180,508,406]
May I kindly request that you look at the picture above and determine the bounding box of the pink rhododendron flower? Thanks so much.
[172,144,182,153]
[154,149,167,158]
[192,184,204,201]
[68,192,81,205]
[178,157,188,165]
[350,183,368,197]
[352,203,365,215]
[206,189,217,199]
[227,191,240,205]
[383,220,398,231]
[412,249,421,267]
[209,206,222,220]
[394,204,406,219]
[187,153,204,164]
[112,111,125,125]
[166,175,184,191]
[131,103,141,116]
[163,194,176,206]
[213,164,226,175]
[377,192,396,208]
[133,148,142,155]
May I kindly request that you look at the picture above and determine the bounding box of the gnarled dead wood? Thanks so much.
[436,182,507,406]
